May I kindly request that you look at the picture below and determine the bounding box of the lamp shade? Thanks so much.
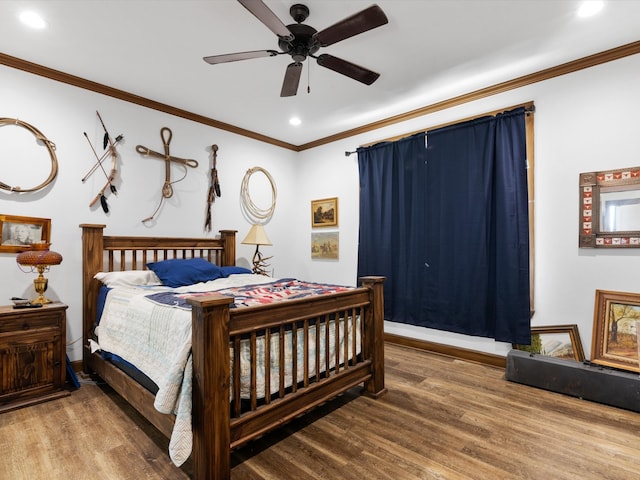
[241,224,272,246]
[16,246,63,305]
[16,248,63,267]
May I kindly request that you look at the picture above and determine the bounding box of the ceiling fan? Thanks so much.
[203,0,388,97]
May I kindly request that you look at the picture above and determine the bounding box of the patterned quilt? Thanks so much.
[94,276,357,467]
[146,278,354,309]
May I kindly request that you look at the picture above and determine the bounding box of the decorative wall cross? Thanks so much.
[136,127,198,222]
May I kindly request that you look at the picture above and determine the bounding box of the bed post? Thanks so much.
[218,230,237,266]
[360,276,387,398]
[187,293,235,480]
[80,224,106,373]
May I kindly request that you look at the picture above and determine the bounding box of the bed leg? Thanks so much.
[360,276,387,398]
[188,293,234,480]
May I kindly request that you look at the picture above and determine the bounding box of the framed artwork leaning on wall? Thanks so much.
[591,290,640,373]
[513,324,585,362]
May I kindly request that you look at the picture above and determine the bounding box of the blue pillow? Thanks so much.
[220,266,253,277]
[146,258,223,287]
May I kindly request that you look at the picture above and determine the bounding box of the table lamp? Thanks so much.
[241,224,272,275]
[16,244,63,304]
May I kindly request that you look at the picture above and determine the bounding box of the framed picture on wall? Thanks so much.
[591,290,640,373]
[311,197,338,228]
[311,231,339,260]
[513,324,585,362]
[0,214,51,253]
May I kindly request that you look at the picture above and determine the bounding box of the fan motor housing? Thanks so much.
[279,23,319,62]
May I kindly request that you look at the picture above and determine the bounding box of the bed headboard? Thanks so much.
[79,223,237,369]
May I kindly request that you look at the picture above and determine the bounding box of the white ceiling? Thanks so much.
[2,1,640,147]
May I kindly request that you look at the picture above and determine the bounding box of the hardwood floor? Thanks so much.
[2,343,640,479]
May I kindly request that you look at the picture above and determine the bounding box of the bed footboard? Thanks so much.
[187,276,386,480]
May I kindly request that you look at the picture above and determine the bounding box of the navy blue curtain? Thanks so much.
[357,108,530,344]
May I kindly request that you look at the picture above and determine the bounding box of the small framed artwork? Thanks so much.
[591,289,640,373]
[513,324,585,362]
[311,197,338,228]
[311,231,339,260]
[0,215,51,253]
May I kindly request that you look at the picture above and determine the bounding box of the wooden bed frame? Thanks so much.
[80,224,386,479]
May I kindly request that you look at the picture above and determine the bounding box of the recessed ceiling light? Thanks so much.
[19,11,47,29]
[577,1,604,18]
[289,117,301,126]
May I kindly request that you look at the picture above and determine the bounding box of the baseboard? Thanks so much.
[384,333,506,368]
[70,359,83,373]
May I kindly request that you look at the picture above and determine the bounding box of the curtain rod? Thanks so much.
[345,102,535,156]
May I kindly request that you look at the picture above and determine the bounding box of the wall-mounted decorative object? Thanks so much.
[0,215,51,253]
[513,324,585,362]
[0,118,58,193]
[311,197,338,228]
[204,144,221,232]
[591,290,640,373]
[81,111,123,213]
[240,166,277,223]
[579,166,640,247]
[136,127,199,223]
[311,231,339,260]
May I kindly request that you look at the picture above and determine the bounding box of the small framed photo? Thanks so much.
[311,197,338,228]
[0,215,51,253]
[311,231,339,260]
[591,290,640,373]
[513,324,585,362]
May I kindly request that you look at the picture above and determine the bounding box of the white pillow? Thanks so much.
[94,270,162,287]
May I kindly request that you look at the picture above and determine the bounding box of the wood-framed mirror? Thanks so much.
[579,166,640,247]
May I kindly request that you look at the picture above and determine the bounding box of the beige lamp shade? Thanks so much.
[241,224,272,246]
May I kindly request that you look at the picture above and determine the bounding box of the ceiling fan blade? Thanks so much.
[203,50,279,65]
[314,5,388,47]
[316,54,380,85]
[238,0,294,41]
[280,62,303,97]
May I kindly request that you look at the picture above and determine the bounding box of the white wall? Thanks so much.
[2,52,639,363]
[295,53,640,358]
[0,65,298,361]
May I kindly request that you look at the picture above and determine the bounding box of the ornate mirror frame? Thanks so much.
[579,166,640,248]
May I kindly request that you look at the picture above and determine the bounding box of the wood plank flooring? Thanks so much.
[2,343,640,479]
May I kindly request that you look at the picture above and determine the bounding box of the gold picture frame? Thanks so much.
[513,325,585,362]
[591,289,640,373]
[0,215,51,253]
[311,197,338,228]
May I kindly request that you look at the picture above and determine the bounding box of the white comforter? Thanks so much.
[94,274,360,466]
[94,274,274,466]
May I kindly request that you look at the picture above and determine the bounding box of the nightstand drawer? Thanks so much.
[0,314,62,334]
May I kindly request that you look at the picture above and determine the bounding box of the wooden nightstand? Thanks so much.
[0,303,70,413]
